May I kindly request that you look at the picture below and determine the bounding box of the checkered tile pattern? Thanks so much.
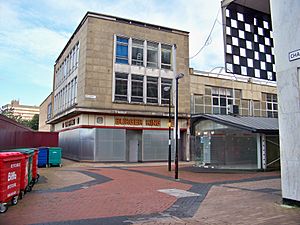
[224,3,276,81]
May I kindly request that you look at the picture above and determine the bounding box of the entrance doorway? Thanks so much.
[129,139,139,162]
[126,130,142,162]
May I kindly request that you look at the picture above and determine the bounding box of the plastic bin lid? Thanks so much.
[15,148,35,154]
[5,148,34,155]
[0,152,24,160]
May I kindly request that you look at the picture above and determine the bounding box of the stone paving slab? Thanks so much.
[158,189,200,198]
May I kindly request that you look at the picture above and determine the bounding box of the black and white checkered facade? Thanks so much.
[224,3,276,81]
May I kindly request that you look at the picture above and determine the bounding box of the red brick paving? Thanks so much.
[130,165,280,183]
[0,164,294,225]
[133,178,300,225]
[0,167,191,225]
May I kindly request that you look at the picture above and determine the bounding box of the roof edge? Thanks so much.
[191,114,257,132]
[55,11,189,64]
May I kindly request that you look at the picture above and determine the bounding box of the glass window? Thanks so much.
[263,93,278,118]
[147,42,158,68]
[161,78,172,104]
[70,50,73,73]
[76,42,80,66]
[116,37,129,64]
[68,53,72,75]
[212,87,219,96]
[161,44,172,69]
[74,77,77,103]
[63,60,67,78]
[220,107,227,114]
[131,74,144,103]
[213,97,219,105]
[70,80,74,105]
[115,73,128,101]
[220,97,226,106]
[213,107,220,114]
[132,39,144,66]
[72,47,76,70]
[66,56,69,77]
[205,87,236,115]
[227,99,233,105]
[147,77,158,103]
[47,103,52,120]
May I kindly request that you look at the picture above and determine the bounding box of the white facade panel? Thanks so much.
[271,1,300,203]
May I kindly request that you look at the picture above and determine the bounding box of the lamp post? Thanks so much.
[163,86,172,171]
[175,73,184,180]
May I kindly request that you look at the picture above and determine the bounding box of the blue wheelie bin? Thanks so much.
[38,147,48,167]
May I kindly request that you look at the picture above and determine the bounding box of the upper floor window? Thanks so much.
[115,36,173,70]
[116,37,129,64]
[55,42,79,89]
[192,86,238,115]
[131,74,144,103]
[147,42,158,68]
[132,39,144,66]
[161,78,172,104]
[147,77,158,103]
[47,103,52,120]
[264,93,278,118]
[161,44,172,69]
[115,73,128,101]
[212,87,233,114]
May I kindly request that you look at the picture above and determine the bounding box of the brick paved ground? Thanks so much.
[0,160,299,225]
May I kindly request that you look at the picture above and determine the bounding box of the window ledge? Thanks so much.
[113,101,169,107]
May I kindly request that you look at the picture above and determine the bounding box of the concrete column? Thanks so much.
[256,133,262,169]
[261,134,267,170]
[271,1,300,205]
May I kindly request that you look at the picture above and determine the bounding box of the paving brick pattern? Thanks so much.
[0,162,299,225]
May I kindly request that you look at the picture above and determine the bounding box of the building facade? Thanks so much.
[47,12,190,162]
[190,69,278,117]
[1,100,39,121]
[270,1,300,206]
[189,69,279,169]
[39,93,52,131]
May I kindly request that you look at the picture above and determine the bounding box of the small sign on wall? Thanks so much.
[85,94,96,99]
[289,49,300,61]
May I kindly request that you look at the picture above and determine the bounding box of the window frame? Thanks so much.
[115,72,129,102]
[147,42,159,68]
[161,78,172,105]
[146,76,158,104]
[132,39,144,66]
[161,44,172,70]
[116,36,129,64]
[131,74,144,103]
[265,93,278,118]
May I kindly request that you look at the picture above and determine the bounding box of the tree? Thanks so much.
[0,108,39,130]
[1,107,23,123]
[28,114,39,130]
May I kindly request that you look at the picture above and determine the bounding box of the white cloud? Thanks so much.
[1,28,69,59]
[0,0,227,106]
[1,0,226,70]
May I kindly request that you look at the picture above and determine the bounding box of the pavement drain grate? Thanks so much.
[158,188,200,198]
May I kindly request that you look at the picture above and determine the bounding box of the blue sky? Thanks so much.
[0,0,224,107]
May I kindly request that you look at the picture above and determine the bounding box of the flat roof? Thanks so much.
[191,114,278,134]
[55,11,189,63]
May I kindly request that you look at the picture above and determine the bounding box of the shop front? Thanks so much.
[59,114,189,162]
[191,114,279,170]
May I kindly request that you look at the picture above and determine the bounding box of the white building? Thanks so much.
[270,1,300,207]
[2,100,39,121]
